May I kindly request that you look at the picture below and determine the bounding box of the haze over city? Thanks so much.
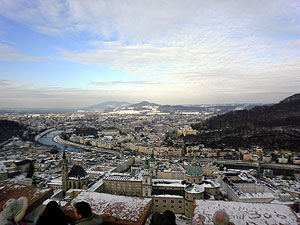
[0,0,300,108]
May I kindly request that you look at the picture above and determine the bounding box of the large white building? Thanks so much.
[220,171,278,203]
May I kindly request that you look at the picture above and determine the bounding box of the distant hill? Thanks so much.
[129,101,159,108]
[81,101,130,111]
[191,93,300,152]
[0,102,258,114]
[106,101,258,114]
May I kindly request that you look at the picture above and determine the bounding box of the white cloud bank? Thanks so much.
[0,0,300,106]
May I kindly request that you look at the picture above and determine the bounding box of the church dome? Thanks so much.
[50,149,58,154]
[186,158,202,176]
[68,165,87,178]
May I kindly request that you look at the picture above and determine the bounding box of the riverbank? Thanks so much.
[53,134,120,155]
[34,128,56,142]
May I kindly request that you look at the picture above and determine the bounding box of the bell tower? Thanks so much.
[142,160,152,197]
[149,152,156,177]
[61,149,68,196]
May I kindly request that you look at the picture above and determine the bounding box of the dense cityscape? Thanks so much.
[0,98,300,224]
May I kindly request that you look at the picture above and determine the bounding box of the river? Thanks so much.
[37,130,81,152]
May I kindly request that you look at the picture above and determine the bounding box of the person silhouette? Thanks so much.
[36,201,73,225]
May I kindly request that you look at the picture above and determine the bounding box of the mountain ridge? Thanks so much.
[191,93,300,152]
[80,101,130,111]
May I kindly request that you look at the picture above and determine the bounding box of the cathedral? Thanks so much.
[61,150,89,195]
[103,156,221,217]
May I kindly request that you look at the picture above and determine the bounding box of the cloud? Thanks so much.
[0,43,40,62]
[1,0,299,39]
[0,0,300,106]
[0,79,11,86]
[90,80,163,86]
[0,79,174,108]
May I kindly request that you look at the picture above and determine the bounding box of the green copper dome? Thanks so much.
[144,161,150,169]
[186,163,202,176]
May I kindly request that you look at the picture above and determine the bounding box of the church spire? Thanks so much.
[62,146,67,160]
[61,147,68,197]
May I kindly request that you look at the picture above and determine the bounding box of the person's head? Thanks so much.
[212,210,230,225]
[43,201,61,215]
[163,210,176,225]
[2,197,28,222]
[36,201,66,225]
[150,212,172,225]
[74,201,92,220]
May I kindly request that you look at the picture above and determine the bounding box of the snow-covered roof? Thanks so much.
[185,184,205,194]
[104,174,141,181]
[152,179,186,188]
[192,200,299,225]
[152,194,184,199]
[202,180,220,188]
[64,192,152,224]
[48,176,62,186]
[0,182,52,212]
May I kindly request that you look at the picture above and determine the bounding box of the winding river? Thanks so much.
[37,130,80,152]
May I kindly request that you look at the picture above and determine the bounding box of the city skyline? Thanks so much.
[0,0,300,108]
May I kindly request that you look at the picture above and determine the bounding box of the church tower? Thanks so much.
[142,160,152,197]
[149,152,156,177]
[61,149,68,196]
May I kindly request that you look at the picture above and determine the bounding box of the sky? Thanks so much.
[0,0,299,108]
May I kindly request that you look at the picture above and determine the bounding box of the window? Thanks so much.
[163,200,166,203]
[163,205,166,208]
[179,200,182,203]
[171,205,174,208]
[179,206,182,208]
[145,179,148,183]
[156,205,158,207]
[186,202,188,206]
[171,200,174,203]
[155,199,158,202]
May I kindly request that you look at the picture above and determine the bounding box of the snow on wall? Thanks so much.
[192,200,299,225]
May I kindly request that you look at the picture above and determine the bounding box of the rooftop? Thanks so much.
[63,191,152,225]
[186,162,202,177]
[68,164,88,179]
[152,179,186,188]
[192,200,299,225]
[0,182,53,214]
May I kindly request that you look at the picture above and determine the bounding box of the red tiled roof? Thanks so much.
[0,182,53,214]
